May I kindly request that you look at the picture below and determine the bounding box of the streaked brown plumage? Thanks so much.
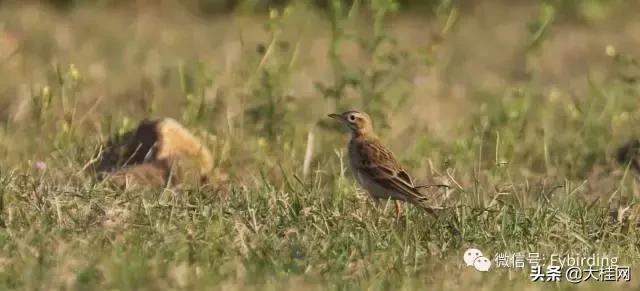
[329,110,434,218]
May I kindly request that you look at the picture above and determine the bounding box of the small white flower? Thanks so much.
[34,161,47,171]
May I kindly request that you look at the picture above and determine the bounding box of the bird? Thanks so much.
[328,110,435,218]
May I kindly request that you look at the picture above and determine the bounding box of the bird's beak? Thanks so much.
[328,113,341,120]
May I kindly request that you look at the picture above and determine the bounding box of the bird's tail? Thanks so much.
[411,184,450,217]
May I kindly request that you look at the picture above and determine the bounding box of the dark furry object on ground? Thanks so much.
[616,139,640,173]
[89,118,214,187]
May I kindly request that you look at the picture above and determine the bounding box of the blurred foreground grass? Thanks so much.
[1,1,640,290]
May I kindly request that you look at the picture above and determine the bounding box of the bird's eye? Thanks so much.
[348,115,356,122]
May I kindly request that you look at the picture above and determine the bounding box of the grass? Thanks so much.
[1,1,640,290]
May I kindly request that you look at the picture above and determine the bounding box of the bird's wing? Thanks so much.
[354,139,429,204]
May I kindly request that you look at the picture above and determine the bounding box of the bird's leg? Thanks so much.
[394,201,401,221]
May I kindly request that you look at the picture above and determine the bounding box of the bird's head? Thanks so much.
[328,110,373,136]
